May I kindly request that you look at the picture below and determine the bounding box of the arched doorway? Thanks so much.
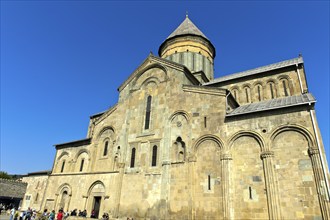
[56,184,72,212]
[87,181,106,219]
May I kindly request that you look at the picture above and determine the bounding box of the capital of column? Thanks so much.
[220,154,232,161]
[260,151,274,159]
[117,162,125,168]
[308,148,319,156]
[188,155,197,162]
[162,160,171,166]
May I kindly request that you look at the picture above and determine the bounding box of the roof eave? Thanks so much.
[226,100,316,117]
[158,34,216,58]
[205,56,304,86]
[54,138,91,149]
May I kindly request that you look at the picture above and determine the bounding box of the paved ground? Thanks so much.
[0,214,9,220]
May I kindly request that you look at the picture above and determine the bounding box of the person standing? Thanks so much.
[9,207,15,220]
[25,208,32,220]
[48,210,55,220]
[57,209,64,220]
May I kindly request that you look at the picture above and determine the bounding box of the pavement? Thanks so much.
[0,214,9,220]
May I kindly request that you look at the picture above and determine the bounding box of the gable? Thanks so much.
[118,54,200,93]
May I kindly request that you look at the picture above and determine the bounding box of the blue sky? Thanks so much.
[1,1,329,174]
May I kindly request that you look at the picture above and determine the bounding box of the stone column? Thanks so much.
[260,151,281,220]
[65,194,72,212]
[220,153,232,220]
[113,162,125,218]
[54,193,59,211]
[160,160,171,219]
[188,155,196,220]
[308,148,330,219]
[82,195,88,210]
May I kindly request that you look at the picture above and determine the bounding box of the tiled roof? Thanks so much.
[205,56,303,85]
[90,110,106,119]
[167,16,208,40]
[226,93,315,117]
[54,138,91,148]
[27,170,51,176]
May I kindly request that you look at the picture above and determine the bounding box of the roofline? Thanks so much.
[54,138,91,149]
[205,56,304,86]
[158,33,216,58]
[117,54,200,92]
[90,111,106,119]
[226,98,315,117]
[25,170,52,176]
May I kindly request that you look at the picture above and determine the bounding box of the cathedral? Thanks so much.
[22,16,330,219]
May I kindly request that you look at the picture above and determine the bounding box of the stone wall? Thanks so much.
[32,50,330,219]
[21,174,49,211]
[0,178,27,199]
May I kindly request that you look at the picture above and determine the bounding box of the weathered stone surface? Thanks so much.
[21,16,330,220]
[0,178,27,199]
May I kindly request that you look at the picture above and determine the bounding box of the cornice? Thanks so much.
[93,104,118,126]
[182,85,227,96]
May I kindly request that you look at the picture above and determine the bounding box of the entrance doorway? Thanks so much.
[93,196,101,218]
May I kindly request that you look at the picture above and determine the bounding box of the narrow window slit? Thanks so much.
[151,145,157,167]
[145,96,152,129]
[283,80,288,96]
[249,186,253,200]
[61,161,65,173]
[80,159,85,172]
[245,88,249,103]
[130,148,136,168]
[208,175,211,190]
[103,141,108,156]
[270,83,274,99]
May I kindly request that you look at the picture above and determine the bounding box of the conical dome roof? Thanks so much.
[158,15,216,81]
[166,16,209,40]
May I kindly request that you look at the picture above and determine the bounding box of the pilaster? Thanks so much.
[308,148,330,219]
[113,162,125,218]
[188,155,196,220]
[260,151,281,219]
[220,153,232,220]
[82,195,88,210]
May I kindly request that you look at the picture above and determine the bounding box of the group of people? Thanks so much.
[7,206,110,220]
[67,209,87,217]
[9,207,39,220]
[67,208,108,219]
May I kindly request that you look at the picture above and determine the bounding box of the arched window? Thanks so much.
[268,82,276,99]
[231,89,239,103]
[103,141,109,156]
[282,80,290,96]
[61,161,65,173]
[234,90,237,99]
[145,96,152,129]
[151,145,157,167]
[257,85,262,101]
[79,159,85,172]
[244,87,250,103]
[130,148,136,168]
[176,137,186,162]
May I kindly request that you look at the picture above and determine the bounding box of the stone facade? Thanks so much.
[23,16,330,219]
[21,171,50,211]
